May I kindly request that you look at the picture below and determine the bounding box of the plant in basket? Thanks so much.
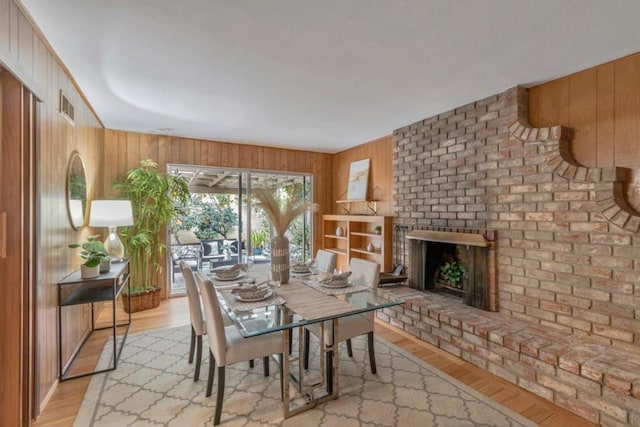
[439,261,466,289]
[113,159,190,312]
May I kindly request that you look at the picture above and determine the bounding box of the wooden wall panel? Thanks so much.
[332,135,393,216]
[614,54,640,168]
[568,68,597,166]
[103,130,334,294]
[596,63,615,166]
[1,1,105,419]
[529,51,640,169]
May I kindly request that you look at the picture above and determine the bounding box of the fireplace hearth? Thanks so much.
[407,228,497,311]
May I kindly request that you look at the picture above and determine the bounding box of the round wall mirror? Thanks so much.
[66,151,87,230]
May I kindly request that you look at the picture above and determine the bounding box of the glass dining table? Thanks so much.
[211,275,403,419]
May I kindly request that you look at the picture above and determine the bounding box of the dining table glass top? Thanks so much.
[213,278,402,338]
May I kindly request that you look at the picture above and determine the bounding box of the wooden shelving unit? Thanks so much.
[322,214,392,272]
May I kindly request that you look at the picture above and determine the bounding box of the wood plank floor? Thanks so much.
[33,297,594,426]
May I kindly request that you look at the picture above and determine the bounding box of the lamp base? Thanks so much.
[104,226,125,261]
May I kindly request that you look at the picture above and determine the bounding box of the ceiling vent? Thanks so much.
[59,90,75,126]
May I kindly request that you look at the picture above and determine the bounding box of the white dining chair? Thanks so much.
[181,262,258,382]
[195,272,283,425]
[316,249,337,273]
[303,258,380,383]
[179,261,209,382]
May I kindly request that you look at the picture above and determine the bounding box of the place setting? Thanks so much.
[219,276,286,310]
[303,270,367,295]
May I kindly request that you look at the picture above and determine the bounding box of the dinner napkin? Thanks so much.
[216,264,242,273]
[231,281,269,293]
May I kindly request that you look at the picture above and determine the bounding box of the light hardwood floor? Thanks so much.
[34,297,594,427]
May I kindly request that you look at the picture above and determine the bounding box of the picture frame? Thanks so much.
[346,158,370,200]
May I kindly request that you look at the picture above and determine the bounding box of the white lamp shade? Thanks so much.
[89,200,134,227]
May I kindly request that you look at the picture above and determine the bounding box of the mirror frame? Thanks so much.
[66,151,88,230]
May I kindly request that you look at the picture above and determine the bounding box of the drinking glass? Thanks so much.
[268,270,281,296]
[243,254,255,274]
[307,258,319,275]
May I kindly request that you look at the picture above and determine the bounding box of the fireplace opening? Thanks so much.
[425,242,487,308]
[407,229,497,311]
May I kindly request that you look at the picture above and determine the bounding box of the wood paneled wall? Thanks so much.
[529,51,640,169]
[103,130,334,293]
[332,135,393,216]
[0,0,105,419]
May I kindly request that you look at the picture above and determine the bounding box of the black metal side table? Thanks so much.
[58,260,131,380]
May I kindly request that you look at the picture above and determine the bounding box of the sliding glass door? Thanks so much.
[167,165,312,296]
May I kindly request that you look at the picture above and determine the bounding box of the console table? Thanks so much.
[58,260,131,380]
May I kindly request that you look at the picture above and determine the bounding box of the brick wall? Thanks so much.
[393,86,640,351]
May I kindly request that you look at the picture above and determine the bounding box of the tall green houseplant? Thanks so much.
[114,159,190,310]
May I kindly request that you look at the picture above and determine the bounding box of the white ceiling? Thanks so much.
[20,0,640,153]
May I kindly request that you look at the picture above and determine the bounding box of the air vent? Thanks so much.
[59,90,75,125]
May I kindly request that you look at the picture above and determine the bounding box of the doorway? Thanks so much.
[0,68,38,426]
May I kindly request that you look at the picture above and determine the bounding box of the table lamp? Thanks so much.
[89,200,134,261]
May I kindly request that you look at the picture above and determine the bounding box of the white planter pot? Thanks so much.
[81,264,100,278]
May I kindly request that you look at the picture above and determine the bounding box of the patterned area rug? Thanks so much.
[75,325,536,426]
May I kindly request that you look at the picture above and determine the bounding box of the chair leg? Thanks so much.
[326,350,333,395]
[279,353,284,402]
[249,359,254,368]
[346,338,353,358]
[367,332,377,374]
[188,326,196,363]
[194,334,202,381]
[263,356,269,377]
[303,328,310,369]
[289,330,293,355]
[213,366,225,425]
[206,350,216,397]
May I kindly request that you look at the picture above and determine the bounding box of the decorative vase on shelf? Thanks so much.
[81,264,100,279]
[270,236,290,284]
[366,242,374,252]
[335,226,344,237]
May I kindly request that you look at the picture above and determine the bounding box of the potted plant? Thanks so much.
[250,229,268,255]
[68,235,110,278]
[253,188,317,284]
[114,159,190,312]
[439,261,466,289]
[373,225,382,235]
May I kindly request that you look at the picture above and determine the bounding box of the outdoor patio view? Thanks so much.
[167,166,312,295]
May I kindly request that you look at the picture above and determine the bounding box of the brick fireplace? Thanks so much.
[407,228,497,311]
[380,86,640,424]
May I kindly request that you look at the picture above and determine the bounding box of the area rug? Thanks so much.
[75,325,537,426]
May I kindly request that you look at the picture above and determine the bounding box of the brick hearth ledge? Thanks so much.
[377,286,640,425]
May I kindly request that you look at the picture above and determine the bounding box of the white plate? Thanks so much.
[213,282,240,290]
[212,272,246,282]
[291,271,312,277]
[320,281,351,289]
[234,289,273,302]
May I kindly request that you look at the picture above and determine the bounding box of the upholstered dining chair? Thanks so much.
[179,261,208,381]
[316,249,337,273]
[303,258,381,381]
[181,261,249,382]
[195,272,283,425]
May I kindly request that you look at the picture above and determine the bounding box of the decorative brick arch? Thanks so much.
[508,119,640,233]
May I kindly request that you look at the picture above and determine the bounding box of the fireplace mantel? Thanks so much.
[406,230,487,247]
